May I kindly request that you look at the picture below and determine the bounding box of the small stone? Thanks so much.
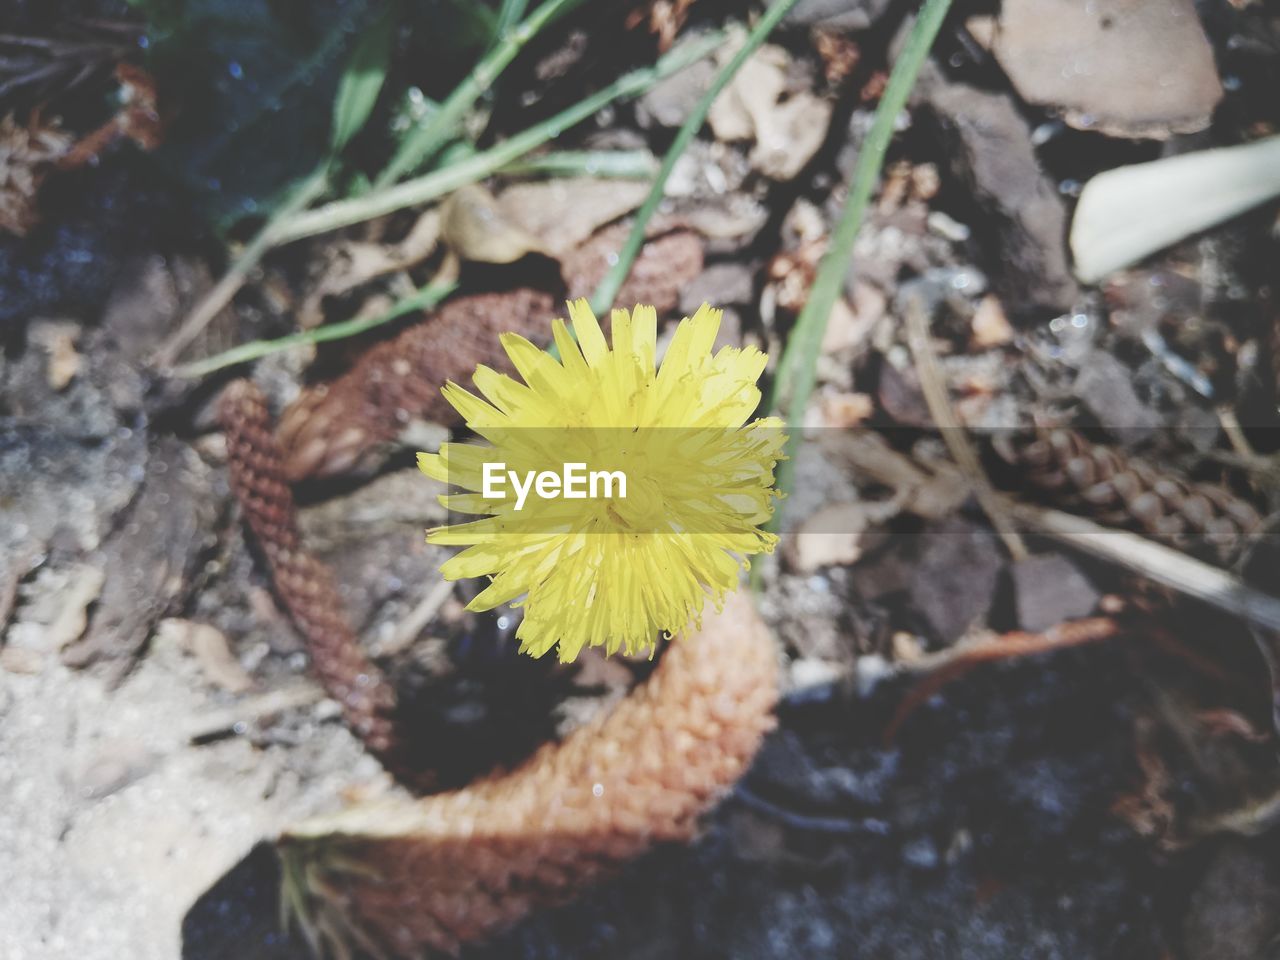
[970,294,1013,348]
[923,73,1078,317]
[781,0,893,31]
[909,517,1004,644]
[1184,840,1280,960]
[636,47,716,129]
[1011,553,1100,634]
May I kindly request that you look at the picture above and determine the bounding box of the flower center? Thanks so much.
[607,475,665,531]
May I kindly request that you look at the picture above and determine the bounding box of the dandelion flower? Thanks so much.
[418,299,784,662]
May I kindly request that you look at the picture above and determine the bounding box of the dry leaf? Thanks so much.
[157,618,254,693]
[4,564,105,656]
[498,177,651,257]
[708,43,832,180]
[441,184,545,264]
[0,111,73,236]
[784,502,893,572]
[299,209,440,328]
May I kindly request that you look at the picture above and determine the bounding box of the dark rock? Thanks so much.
[909,516,1004,644]
[1011,553,1100,634]
[1184,840,1280,960]
[922,74,1078,317]
[63,438,219,681]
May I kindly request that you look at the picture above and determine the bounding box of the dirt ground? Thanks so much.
[3,1,1280,958]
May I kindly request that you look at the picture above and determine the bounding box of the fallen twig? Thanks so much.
[882,617,1122,743]
[902,291,1028,561]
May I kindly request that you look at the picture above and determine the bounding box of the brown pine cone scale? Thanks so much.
[993,428,1262,563]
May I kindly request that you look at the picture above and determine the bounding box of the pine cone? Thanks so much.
[279,590,778,958]
[219,379,407,769]
[993,428,1262,563]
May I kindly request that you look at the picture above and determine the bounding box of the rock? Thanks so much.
[498,178,651,258]
[908,517,1004,644]
[993,0,1222,140]
[635,41,717,129]
[922,74,1078,317]
[1184,840,1280,960]
[1011,553,1100,634]
[1072,352,1163,443]
[785,503,888,573]
[780,0,893,32]
[63,438,218,680]
[679,262,755,314]
[970,294,1013,348]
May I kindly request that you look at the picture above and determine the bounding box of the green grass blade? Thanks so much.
[374,0,583,187]
[329,2,399,154]
[274,32,722,245]
[587,0,803,316]
[767,0,954,523]
[499,149,656,178]
[173,278,457,378]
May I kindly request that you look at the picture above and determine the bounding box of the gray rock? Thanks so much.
[922,73,1078,317]
[1184,840,1280,960]
[1012,553,1099,634]
[909,517,1004,644]
[781,0,893,31]
[635,47,716,129]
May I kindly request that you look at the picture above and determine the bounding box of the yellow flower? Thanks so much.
[418,299,784,662]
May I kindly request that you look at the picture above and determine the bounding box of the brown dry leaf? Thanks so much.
[708,43,832,180]
[0,111,73,236]
[626,0,698,51]
[441,184,546,264]
[813,30,860,86]
[298,209,440,328]
[157,618,254,693]
[59,62,165,171]
[784,502,894,572]
[497,177,652,257]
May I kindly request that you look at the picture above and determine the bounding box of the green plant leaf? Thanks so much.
[330,3,398,155]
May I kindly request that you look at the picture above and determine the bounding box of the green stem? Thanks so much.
[374,0,583,187]
[588,0,803,316]
[499,149,656,178]
[274,32,722,245]
[768,0,954,519]
[172,278,457,378]
[153,164,331,368]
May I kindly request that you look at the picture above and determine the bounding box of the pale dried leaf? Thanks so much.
[498,178,651,257]
[441,184,545,264]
